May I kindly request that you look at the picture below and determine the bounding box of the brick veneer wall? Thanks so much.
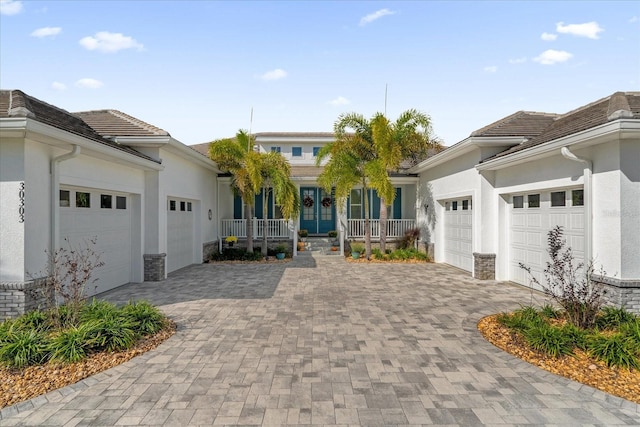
[473,253,496,280]
[143,253,166,282]
[0,277,49,320]
[595,276,640,315]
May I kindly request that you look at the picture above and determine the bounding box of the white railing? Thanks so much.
[221,219,291,239]
[347,219,416,239]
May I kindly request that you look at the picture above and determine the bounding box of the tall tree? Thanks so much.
[371,109,442,252]
[257,152,300,256]
[208,130,261,252]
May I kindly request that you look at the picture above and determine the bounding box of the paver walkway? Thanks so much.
[2,253,639,426]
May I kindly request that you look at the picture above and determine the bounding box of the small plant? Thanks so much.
[350,243,364,254]
[87,313,138,352]
[620,319,640,346]
[540,304,559,319]
[587,333,640,369]
[561,322,589,350]
[398,228,420,249]
[372,248,385,259]
[0,327,49,368]
[225,235,238,244]
[80,299,119,323]
[496,305,545,332]
[14,309,50,333]
[121,301,166,337]
[48,324,93,363]
[298,229,308,238]
[275,244,287,254]
[596,306,636,330]
[524,323,574,358]
[519,226,605,329]
[327,230,337,238]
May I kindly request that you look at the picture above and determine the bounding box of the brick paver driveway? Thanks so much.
[2,253,639,426]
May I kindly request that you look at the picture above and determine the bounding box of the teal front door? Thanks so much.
[300,187,335,234]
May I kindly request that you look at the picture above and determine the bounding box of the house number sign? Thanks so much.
[18,182,25,223]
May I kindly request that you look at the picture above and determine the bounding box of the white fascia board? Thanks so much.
[112,136,170,148]
[409,136,523,173]
[23,119,164,171]
[0,117,28,138]
[165,138,221,172]
[476,120,637,171]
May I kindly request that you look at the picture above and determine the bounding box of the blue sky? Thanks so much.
[1,1,638,147]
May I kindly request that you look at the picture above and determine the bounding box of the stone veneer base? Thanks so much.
[473,252,496,280]
[143,253,166,282]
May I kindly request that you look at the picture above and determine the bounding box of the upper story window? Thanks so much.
[292,147,302,157]
[313,147,321,157]
[271,146,281,153]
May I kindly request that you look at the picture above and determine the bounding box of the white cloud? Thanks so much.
[483,66,498,73]
[51,81,66,91]
[75,78,103,89]
[259,68,287,80]
[533,49,573,65]
[541,32,557,41]
[359,8,396,26]
[556,21,604,39]
[509,57,527,64]
[0,0,23,15]
[30,27,61,38]
[79,31,143,53]
[329,96,350,106]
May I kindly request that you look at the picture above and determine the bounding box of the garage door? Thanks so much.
[167,198,195,273]
[444,198,473,272]
[510,189,585,289]
[60,188,132,295]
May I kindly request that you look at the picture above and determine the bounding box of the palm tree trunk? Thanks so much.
[262,188,269,256]
[363,180,372,259]
[245,203,254,253]
[379,197,387,253]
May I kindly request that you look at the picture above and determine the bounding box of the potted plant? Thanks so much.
[297,241,305,251]
[275,244,287,260]
[350,243,364,259]
[298,229,308,242]
[225,235,237,247]
[327,230,337,238]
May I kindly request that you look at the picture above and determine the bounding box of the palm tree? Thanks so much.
[371,109,442,252]
[257,152,300,256]
[208,130,261,252]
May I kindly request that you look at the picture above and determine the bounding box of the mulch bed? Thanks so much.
[478,314,640,404]
[0,321,176,409]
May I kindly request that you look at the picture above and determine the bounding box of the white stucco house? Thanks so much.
[0,90,220,319]
[1,89,639,318]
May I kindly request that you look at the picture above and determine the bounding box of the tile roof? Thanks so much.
[189,142,210,157]
[489,91,640,160]
[290,165,324,178]
[0,90,159,163]
[74,110,169,137]
[255,132,334,138]
[471,111,559,138]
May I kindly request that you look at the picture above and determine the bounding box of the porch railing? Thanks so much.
[221,219,291,239]
[347,219,416,239]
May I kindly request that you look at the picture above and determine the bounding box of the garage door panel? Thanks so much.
[167,199,195,273]
[526,214,542,228]
[443,198,473,272]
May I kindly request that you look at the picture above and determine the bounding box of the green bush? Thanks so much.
[496,306,545,332]
[87,313,138,352]
[48,324,93,363]
[350,243,365,253]
[13,309,50,333]
[122,301,165,337]
[0,327,50,368]
[524,323,574,358]
[596,306,637,330]
[80,299,119,323]
[587,333,640,369]
[372,248,385,259]
[561,323,589,350]
[620,319,640,346]
[211,248,263,262]
[540,304,560,319]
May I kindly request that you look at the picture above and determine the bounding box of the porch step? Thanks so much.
[302,237,341,255]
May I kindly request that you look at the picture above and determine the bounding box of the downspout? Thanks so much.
[51,145,81,257]
[561,147,592,262]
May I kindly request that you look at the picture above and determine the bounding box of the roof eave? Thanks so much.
[166,138,221,173]
[112,135,171,148]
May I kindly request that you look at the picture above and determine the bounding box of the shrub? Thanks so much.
[80,299,119,323]
[596,306,636,330]
[13,309,50,333]
[497,305,545,332]
[372,248,385,259]
[398,228,420,249]
[121,301,165,337]
[519,226,605,329]
[350,243,365,254]
[86,313,138,352]
[327,230,337,238]
[524,323,575,358]
[211,248,263,262]
[587,333,640,369]
[620,319,640,346]
[275,244,288,254]
[0,328,49,368]
[561,323,589,350]
[540,304,559,319]
[48,324,93,363]
[298,229,308,238]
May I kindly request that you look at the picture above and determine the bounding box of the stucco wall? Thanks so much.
[619,139,640,278]
[0,139,26,282]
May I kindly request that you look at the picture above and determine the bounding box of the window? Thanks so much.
[462,200,469,210]
[116,196,126,210]
[187,202,192,212]
[101,194,112,209]
[528,194,540,208]
[513,195,524,209]
[169,200,176,211]
[445,202,450,211]
[76,192,90,208]
[350,189,362,219]
[180,201,186,211]
[313,147,321,157]
[572,190,584,206]
[292,147,302,157]
[60,190,70,207]
[452,201,458,211]
[271,146,281,153]
[551,191,566,207]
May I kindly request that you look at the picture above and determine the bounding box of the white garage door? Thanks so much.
[444,198,473,272]
[60,188,132,295]
[510,189,585,289]
[167,198,195,273]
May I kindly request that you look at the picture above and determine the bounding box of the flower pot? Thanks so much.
[351,251,360,259]
[276,253,285,260]
[331,246,338,252]
[228,242,234,247]
[297,242,305,251]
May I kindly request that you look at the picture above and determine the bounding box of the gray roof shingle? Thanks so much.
[74,110,169,137]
